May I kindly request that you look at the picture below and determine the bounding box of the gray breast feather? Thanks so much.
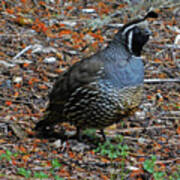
[103,56,144,88]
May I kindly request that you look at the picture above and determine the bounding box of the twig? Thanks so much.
[0,33,34,37]
[107,23,123,28]
[152,44,180,50]
[13,45,32,60]
[0,60,15,67]
[108,125,168,134]
[155,158,180,165]
[131,152,180,164]
[144,78,180,83]
[0,97,32,105]
[160,111,180,116]
[171,48,180,69]
[159,2,180,9]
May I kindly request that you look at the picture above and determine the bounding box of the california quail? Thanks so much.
[35,11,158,140]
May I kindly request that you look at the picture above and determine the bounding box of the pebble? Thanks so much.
[43,57,56,64]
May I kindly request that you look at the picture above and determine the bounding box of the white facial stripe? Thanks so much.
[128,30,133,53]
[122,20,147,35]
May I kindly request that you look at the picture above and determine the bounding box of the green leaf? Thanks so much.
[151,155,157,162]
[94,136,129,160]
[0,154,6,160]
[0,153,11,161]
[51,159,62,169]
[154,172,165,180]
[18,168,31,178]
[34,172,49,178]
[54,175,64,180]
[13,153,19,157]
[6,150,12,157]
[143,159,154,173]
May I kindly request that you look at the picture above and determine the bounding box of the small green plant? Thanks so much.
[94,135,129,160]
[169,165,180,180]
[0,149,18,161]
[17,168,32,178]
[17,159,63,179]
[51,159,62,169]
[94,135,129,180]
[18,168,51,179]
[143,155,166,180]
[50,159,63,180]
[34,172,49,179]
[54,175,64,180]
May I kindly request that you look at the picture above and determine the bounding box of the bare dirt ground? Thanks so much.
[0,1,179,179]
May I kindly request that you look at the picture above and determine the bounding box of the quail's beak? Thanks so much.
[138,21,152,36]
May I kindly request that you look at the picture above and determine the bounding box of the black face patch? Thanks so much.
[130,27,150,56]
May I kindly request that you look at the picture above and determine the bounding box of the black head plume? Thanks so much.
[115,11,158,56]
[121,10,158,36]
[144,11,158,19]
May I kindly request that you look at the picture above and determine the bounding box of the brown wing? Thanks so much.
[48,54,104,112]
[35,54,104,131]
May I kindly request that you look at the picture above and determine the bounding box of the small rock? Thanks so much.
[49,0,55,3]
[156,119,163,123]
[32,44,43,53]
[32,44,57,54]
[68,140,90,152]
[13,77,22,83]
[82,9,96,13]
[174,34,180,45]
[127,166,139,171]
[84,34,94,42]
[135,111,146,120]
[52,139,62,148]
[43,57,56,64]
[138,137,147,144]
[61,21,77,27]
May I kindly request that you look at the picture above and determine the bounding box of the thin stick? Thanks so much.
[144,78,180,83]
[13,45,32,60]
[0,97,32,105]
[152,44,180,50]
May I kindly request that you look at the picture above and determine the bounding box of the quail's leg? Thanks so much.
[100,129,106,141]
[75,126,82,141]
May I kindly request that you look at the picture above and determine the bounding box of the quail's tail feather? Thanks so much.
[35,118,50,131]
[35,111,63,132]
